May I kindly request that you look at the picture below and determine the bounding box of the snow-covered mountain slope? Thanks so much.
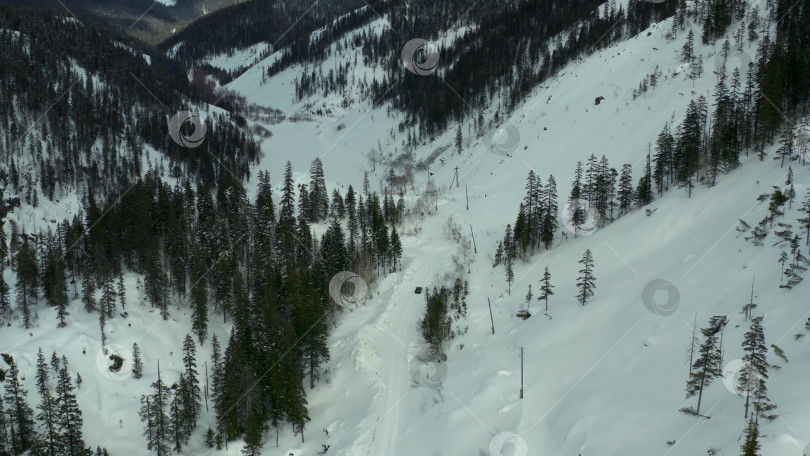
[228,3,809,455]
[2,1,809,456]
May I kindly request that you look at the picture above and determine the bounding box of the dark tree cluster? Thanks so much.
[0,155,404,453]
[0,350,111,456]
[653,0,810,198]
[285,0,676,141]
[494,154,650,292]
[0,7,259,205]
[161,0,375,74]
[420,278,468,361]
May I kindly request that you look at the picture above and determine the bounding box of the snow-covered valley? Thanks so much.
[1,0,810,455]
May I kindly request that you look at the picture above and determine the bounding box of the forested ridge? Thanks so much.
[1,0,810,454]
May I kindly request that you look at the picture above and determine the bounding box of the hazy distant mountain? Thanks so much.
[0,0,246,44]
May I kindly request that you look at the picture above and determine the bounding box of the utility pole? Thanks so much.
[520,347,524,399]
[488,298,495,334]
[470,225,477,253]
[465,184,469,210]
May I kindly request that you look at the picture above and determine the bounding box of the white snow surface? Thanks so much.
[3,3,810,456]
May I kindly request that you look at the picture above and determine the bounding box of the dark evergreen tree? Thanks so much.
[420,287,452,361]
[3,357,36,454]
[576,249,595,305]
[739,416,761,456]
[55,357,85,456]
[277,162,298,270]
[181,335,201,429]
[34,349,59,456]
[190,255,209,345]
[0,392,10,456]
[144,242,170,320]
[538,266,554,312]
[618,164,634,215]
[99,272,116,319]
[42,242,69,327]
[0,264,10,324]
[308,158,329,222]
[81,272,96,315]
[132,343,144,380]
[540,175,558,250]
[139,365,171,456]
[739,317,777,420]
[117,272,126,311]
[169,377,184,452]
[14,238,39,328]
[684,319,724,416]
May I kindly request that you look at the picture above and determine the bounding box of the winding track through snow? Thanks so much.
[366,234,443,456]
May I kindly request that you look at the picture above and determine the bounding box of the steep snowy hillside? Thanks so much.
[217,1,810,455]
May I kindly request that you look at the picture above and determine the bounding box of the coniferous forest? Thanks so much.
[0,0,809,454]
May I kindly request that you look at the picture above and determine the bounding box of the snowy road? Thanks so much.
[365,232,447,456]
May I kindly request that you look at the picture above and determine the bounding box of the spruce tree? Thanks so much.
[0,264,10,323]
[241,414,263,456]
[55,357,84,456]
[14,238,39,328]
[503,225,515,294]
[389,227,403,272]
[3,357,36,454]
[618,164,634,215]
[741,319,778,420]
[684,320,724,416]
[42,243,68,327]
[190,255,208,345]
[569,162,585,234]
[81,272,96,314]
[739,316,771,419]
[132,343,143,379]
[505,254,515,296]
[117,271,126,311]
[576,249,596,305]
[739,416,761,456]
[0,392,10,456]
[540,175,558,249]
[140,365,171,456]
[681,29,694,63]
[34,349,59,456]
[169,378,184,452]
[181,335,201,428]
[524,285,532,310]
[99,272,116,319]
[308,158,329,222]
[98,308,106,348]
[538,267,554,311]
